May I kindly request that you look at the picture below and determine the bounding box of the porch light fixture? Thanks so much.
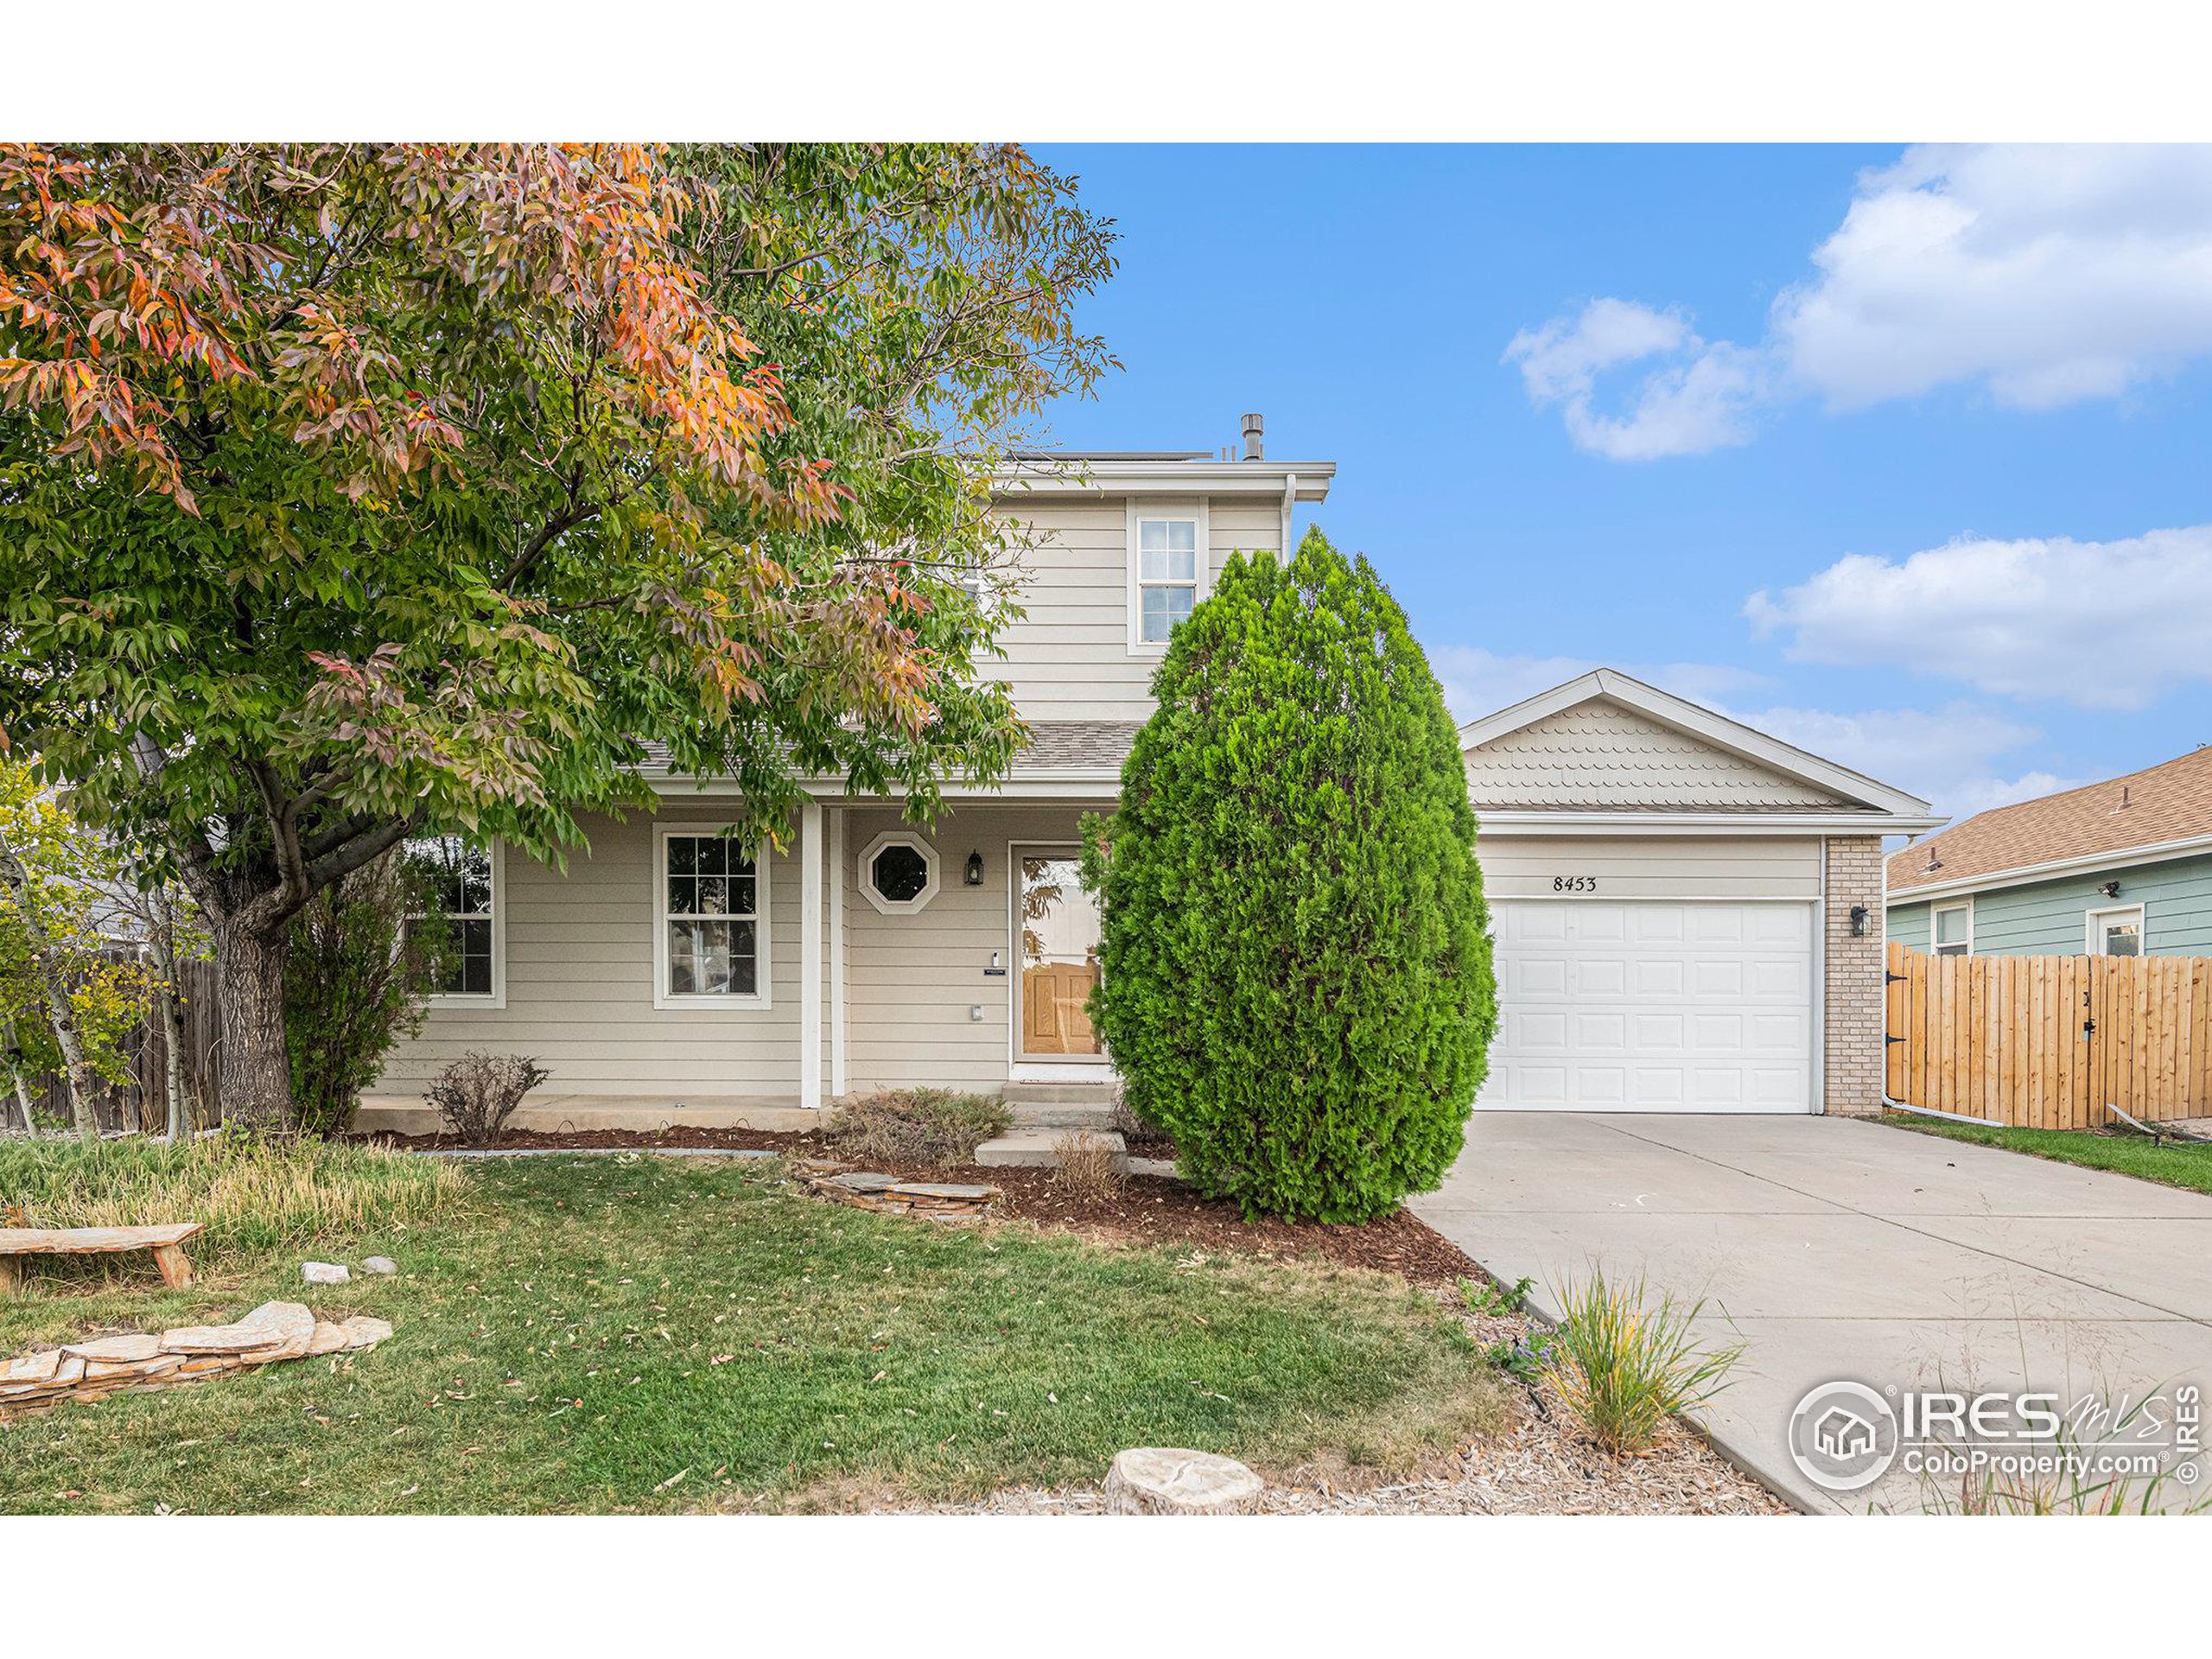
[2100,880,2121,899]
[1849,906,1868,938]
[964,850,985,887]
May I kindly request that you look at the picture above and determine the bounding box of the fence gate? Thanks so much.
[1884,941,2212,1127]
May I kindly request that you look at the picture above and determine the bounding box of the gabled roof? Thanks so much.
[1887,745,2212,899]
[1459,669,1938,828]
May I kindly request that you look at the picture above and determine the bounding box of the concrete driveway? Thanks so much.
[1412,1113,2212,1513]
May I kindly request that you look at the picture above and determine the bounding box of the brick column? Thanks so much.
[1822,836,1886,1115]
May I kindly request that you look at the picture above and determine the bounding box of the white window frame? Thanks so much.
[409,836,505,1009]
[1127,499,1209,655]
[1930,899,1973,957]
[857,830,940,916]
[653,823,772,1010]
[2085,902,2147,957]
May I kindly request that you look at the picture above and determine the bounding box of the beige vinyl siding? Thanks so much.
[375,802,808,1102]
[1465,698,1847,810]
[840,802,1094,1092]
[1475,835,1823,900]
[984,495,1281,720]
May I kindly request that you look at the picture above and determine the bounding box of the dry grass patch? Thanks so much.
[0,1132,465,1274]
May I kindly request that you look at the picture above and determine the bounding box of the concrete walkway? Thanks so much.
[1412,1113,2212,1513]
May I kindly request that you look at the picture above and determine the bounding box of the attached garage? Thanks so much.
[1459,671,1940,1116]
[1484,899,1813,1113]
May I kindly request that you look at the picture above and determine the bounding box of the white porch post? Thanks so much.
[829,805,848,1100]
[799,798,823,1115]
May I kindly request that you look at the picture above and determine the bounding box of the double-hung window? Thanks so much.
[407,836,502,1003]
[1131,510,1203,649]
[1931,901,1972,957]
[658,829,767,1005]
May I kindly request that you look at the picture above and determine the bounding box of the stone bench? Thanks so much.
[0,1223,202,1294]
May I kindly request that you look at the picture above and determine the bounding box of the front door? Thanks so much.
[1013,846,1107,1070]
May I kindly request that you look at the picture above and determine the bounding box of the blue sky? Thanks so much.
[1031,144,2212,823]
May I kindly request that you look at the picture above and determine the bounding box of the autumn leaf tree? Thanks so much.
[0,143,1116,1128]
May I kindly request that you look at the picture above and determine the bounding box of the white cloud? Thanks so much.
[1503,302,1763,460]
[1778,145,2212,410]
[1435,644,2060,823]
[1510,145,2212,455]
[1942,771,2090,820]
[1745,523,2212,709]
[1721,702,2059,819]
[1430,645,1769,724]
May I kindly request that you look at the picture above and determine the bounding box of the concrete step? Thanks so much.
[972,1129,1128,1171]
[1000,1081,1120,1105]
[1008,1103,1119,1130]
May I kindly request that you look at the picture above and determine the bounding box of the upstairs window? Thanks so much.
[1931,901,1972,957]
[1130,509,1204,650]
[407,836,501,1002]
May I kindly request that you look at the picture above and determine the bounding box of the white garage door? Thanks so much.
[1477,900,1815,1113]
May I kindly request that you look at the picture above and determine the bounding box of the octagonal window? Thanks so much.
[860,832,939,913]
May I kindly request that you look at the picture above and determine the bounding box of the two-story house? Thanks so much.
[360,416,1938,1135]
[359,421,1332,1132]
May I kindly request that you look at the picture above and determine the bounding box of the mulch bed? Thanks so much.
[981,1167,1481,1287]
[353,1125,1482,1288]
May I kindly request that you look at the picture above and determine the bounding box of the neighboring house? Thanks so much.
[1459,671,1936,1116]
[1887,747,2212,960]
[360,427,1938,1132]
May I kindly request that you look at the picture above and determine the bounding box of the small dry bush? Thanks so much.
[427,1052,551,1146]
[1052,1130,1125,1202]
[824,1089,1011,1169]
[1543,1264,1744,1456]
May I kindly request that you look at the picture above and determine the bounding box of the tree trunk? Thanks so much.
[213,922,295,1129]
[1,1017,36,1138]
[147,907,198,1139]
[0,823,97,1139]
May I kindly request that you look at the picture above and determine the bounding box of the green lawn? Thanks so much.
[0,1154,1507,1514]
[1886,1115,2212,1196]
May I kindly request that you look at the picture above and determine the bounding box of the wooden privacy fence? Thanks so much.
[1885,941,2212,1128]
[9,957,222,1137]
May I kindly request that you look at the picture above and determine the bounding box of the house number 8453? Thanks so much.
[1552,876,1598,893]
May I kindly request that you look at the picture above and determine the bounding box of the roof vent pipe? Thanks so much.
[1241,412,1264,461]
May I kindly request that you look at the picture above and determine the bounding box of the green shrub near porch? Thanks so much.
[1082,529,1497,1223]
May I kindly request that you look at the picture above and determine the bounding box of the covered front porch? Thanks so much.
[356,777,1122,1136]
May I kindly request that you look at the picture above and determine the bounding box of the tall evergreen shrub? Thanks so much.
[1081,529,1496,1222]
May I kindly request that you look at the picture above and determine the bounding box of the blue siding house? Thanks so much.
[1888,747,2212,958]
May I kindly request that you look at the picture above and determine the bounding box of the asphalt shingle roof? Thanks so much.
[636,720,1141,782]
[1888,745,2212,893]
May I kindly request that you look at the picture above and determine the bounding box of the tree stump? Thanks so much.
[1103,1448,1263,1515]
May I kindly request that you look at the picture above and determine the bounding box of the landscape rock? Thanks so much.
[338,1316,393,1350]
[63,1332,163,1363]
[301,1261,350,1286]
[361,1256,398,1276]
[802,1169,1002,1221]
[1103,1448,1264,1516]
[0,1302,394,1421]
[235,1301,318,1362]
[1,1349,63,1385]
